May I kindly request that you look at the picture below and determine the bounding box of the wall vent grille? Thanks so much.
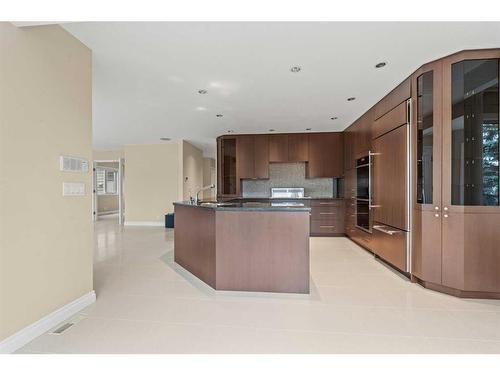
[60,155,89,173]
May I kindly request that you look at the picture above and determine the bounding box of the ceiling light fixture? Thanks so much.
[160,137,171,141]
[375,61,387,68]
[347,97,356,101]
[306,128,312,131]
[290,66,301,73]
[227,130,234,133]
[198,89,208,94]
[216,114,223,118]
[269,129,275,132]
[330,117,338,120]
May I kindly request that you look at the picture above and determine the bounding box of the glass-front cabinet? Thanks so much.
[450,59,499,207]
[416,71,435,205]
[217,137,237,197]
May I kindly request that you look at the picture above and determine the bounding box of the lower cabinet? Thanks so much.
[309,200,344,236]
[371,224,407,273]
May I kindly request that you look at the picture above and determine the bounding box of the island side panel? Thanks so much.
[215,210,310,293]
[174,205,216,288]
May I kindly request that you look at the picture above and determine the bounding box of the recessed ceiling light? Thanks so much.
[347,97,356,101]
[198,89,208,94]
[216,114,223,118]
[290,66,301,73]
[195,106,207,111]
[330,117,338,120]
[160,137,171,141]
[306,128,312,131]
[375,61,387,68]
[269,129,275,132]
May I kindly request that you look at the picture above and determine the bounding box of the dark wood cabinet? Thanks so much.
[288,134,309,162]
[217,136,238,198]
[374,77,411,120]
[254,135,270,179]
[409,50,500,298]
[343,130,354,172]
[372,124,408,231]
[218,132,344,194]
[269,134,288,162]
[310,200,344,236]
[236,135,269,180]
[236,135,255,179]
[308,133,344,178]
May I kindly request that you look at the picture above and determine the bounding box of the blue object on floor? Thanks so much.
[165,213,174,228]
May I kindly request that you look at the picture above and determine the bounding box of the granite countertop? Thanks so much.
[236,196,343,200]
[173,201,311,212]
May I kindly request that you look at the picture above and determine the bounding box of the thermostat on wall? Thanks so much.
[63,182,85,196]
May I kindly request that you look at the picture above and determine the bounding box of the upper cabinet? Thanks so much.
[236,135,256,179]
[343,129,354,172]
[236,135,270,180]
[308,133,344,178]
[254,135,270,179]
[374,78,411,120]
[288,134,309,162]
[269,134,289,162]
[217,132,344,197]
[449,58,499,207]
[217,136,238,197]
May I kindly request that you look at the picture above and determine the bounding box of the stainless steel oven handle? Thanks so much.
[372,225,401,236]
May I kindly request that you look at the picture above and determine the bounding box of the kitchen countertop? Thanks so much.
[236,197,343,200]
[173,201,311,212]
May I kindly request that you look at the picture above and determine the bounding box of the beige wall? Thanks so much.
[93,149,123,161]
[202,157,216,200]
[123,143,182,222]
[182,141,204,200]
[0,23,93,341]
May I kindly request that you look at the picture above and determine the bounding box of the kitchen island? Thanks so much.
[173,201,310,294]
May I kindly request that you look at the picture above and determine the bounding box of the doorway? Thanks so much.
[93,159,124,224]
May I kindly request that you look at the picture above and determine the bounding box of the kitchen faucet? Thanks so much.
[195,184,215,205]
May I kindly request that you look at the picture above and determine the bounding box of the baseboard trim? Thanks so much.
[124,221,164,227]
[0,290,96,354]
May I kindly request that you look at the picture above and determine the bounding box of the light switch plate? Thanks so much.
[63,182,85,196]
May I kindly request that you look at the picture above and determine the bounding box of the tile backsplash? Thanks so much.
[242,162,336,198]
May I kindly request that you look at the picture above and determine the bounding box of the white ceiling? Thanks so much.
[61,22,500,157]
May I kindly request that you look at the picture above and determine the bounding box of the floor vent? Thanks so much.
[49,322,74,335]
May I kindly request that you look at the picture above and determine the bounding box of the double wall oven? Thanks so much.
[355,155,371,232]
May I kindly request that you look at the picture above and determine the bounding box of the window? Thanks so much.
[96,167,118,195]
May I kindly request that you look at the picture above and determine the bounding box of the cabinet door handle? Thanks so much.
[320,212,335,215]
[320,225,335,228]
[373,225,401,236]
[319,202,336,205]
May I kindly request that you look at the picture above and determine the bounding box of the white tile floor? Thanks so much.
[16,216,500,353]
